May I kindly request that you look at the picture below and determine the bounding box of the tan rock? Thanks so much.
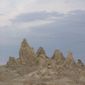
[52,49,65,64]
[77,59,84,67]
[36,47,48,66]
[19,39,35,64]
[7,56,17,66]
[2,38,85,85]
[65,51,75,65]
[36,47,47,57]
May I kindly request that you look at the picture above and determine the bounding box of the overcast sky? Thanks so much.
[0,0,85,64]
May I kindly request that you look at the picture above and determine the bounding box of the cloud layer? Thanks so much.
[0,0,85,27]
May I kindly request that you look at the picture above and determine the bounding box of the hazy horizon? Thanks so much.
[0,0,85,64]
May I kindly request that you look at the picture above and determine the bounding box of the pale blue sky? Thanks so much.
[0,0,85,64]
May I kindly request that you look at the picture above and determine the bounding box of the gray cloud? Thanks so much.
[12,11,64,22]
[0,0,85,28]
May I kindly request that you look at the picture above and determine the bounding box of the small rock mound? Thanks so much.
[77,59,84,67]
[7,56,17,66]
[52,49,65,64]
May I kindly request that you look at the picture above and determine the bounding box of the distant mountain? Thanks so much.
[0,39,85,85]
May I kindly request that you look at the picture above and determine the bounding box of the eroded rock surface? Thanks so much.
[36,47,48,66]
[65,51,75,66]
[52,49,65,65]
[19,39,36,65]
[1,39,85,85]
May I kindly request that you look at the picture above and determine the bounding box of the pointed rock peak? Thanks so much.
[36,47,47,57]
[65,51,75,65]
[52,49,65,64]
[77,59,84,66]
[21,38,30,48]
[19,39,35,64]
[35,47,48,66]
[52,49,64,59]
[22,38,27,43]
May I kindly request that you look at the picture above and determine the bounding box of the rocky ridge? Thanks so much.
[0,39,85,85]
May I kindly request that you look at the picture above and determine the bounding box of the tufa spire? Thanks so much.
[19,39,35,64]
[36,47,47,57]
[52,49,65,64]
[65,51,75,65]
[36,47,48,66]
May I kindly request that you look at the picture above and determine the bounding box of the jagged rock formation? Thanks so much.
[36,47,47,57]
[52,49,65,65]
[19,39,35,65]
[0,39,85,85]
[7,39,36,66]
[36,47,48,66]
